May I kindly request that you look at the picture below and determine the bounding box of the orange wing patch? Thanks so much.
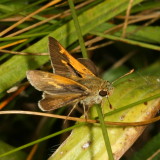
[59,43,95,78]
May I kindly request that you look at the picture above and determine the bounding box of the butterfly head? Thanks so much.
[80,80,113,106]
[99,80,114,98]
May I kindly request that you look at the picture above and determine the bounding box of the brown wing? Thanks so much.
[48,37,95,78]
[38,93,84,111]
[26,70,89,95]
[77,58,98,76]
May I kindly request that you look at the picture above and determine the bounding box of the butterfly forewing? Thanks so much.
[26,70,89,95]
[77,58,98,76]
[49,37,95,78]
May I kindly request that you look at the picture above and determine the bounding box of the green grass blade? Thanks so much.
[95,104,114,160]
[0,141,26,160]
[68,0,88,58]
[92,23,160,44]
[0,124,83,158]
[90,31,160,51]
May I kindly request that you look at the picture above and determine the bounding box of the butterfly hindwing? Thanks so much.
[38,93,85,111]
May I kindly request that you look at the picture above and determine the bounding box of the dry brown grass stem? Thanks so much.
[0,110,159,126]
[122,0,134,38]
[0,0,62,37]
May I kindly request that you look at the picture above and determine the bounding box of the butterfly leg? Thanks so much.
[82,103,90,122]
[64,102,78,123]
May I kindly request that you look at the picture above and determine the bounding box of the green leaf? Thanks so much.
[131,133,160,160]
[48,61,160,160]
[0,141,26,160]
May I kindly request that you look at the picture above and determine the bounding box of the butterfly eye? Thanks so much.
[99,90,108,97]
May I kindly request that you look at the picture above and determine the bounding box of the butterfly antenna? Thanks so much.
[107,97,113,109]
[112,69,134,84]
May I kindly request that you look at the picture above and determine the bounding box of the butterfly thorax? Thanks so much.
[77,76,113,106]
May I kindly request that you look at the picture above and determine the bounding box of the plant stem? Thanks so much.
[95,104,114,160]
[68,0,88,58]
